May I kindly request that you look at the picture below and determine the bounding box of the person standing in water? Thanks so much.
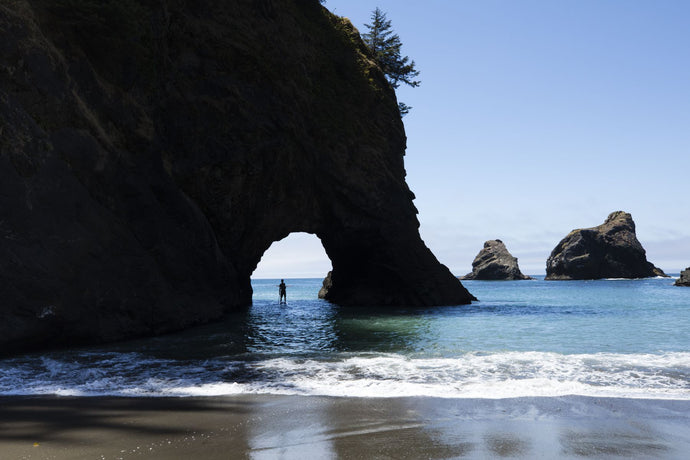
[278,279,287,303]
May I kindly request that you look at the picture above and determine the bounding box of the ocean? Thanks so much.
[1,277,688,400]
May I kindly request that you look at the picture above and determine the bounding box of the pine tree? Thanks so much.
[363,7,420,90]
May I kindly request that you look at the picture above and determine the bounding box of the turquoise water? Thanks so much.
[0,277,688,398]
[249,277,690,356]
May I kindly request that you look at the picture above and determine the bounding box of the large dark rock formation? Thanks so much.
[460,240,533,280]
[675,268,690,287]
[545,211,667,280]
[0,0,474,353]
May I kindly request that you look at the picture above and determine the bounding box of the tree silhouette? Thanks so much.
[363,7,420,90]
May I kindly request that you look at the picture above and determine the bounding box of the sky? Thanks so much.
[253,0,690,278]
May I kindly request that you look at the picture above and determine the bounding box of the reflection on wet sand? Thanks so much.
[484,432,530,457]
[0,395,689,459]
[244,396,690,459]
[326,398,472,458]
[560,428,669,458]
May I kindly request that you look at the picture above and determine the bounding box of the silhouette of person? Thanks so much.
[278,279,287,303]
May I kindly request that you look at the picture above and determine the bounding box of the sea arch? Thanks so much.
[0,0,476,353]
[220,201,475,307]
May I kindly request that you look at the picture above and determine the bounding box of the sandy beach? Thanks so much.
[1,395,689,459]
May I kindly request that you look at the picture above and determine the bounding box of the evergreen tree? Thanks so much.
[363,7,420,90]
[362,7,419,116]
[397,102,412,117]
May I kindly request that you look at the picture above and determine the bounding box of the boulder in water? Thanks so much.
[460,240,533,280]
[675,268,690,286]
[545,211,667,280]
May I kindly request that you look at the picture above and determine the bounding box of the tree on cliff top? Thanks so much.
[362,7,420,115]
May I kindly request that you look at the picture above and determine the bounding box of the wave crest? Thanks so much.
[1,351,689,399]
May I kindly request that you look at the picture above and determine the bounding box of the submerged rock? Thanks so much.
[545,211,667,280]
[460,240,533,280]
[0,0,474,354]
[675,268,690,286]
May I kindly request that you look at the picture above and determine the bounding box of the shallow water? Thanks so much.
[1,277,688,398]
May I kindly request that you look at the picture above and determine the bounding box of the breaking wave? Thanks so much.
[1,351,688,399]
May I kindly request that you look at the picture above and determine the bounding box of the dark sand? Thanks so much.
[1,395,689,459]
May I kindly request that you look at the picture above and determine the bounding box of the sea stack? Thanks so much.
[460,240,533,280]
[545,211,667,280]
[675,268,690,286]
[0,1,474,354]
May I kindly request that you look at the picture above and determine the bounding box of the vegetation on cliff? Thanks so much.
[363,7,420,89]
[362,7,419,115]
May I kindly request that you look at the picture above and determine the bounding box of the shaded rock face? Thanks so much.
[675,268,690,287]
[459,240,533,280]
[545,211,667,280]
[0,1,473,353]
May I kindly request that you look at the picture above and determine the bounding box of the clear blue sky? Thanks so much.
[254,0,690,278]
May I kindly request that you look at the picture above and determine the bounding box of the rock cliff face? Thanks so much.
[0,0,474,353]
[675,268,690,287]
[460,240,532,280]
[545,211,667,280]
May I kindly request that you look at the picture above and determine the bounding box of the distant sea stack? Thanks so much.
[675,268,690,286]
[460,240,533,280]
[545,211,667,280]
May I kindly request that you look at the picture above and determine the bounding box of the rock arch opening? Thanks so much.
[252,232,332,281]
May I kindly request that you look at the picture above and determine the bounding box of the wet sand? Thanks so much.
[1,395,689,459]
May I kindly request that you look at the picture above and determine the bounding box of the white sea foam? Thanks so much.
[230,352,690,399]
[1,351,688,399]
[601,276,673,281]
